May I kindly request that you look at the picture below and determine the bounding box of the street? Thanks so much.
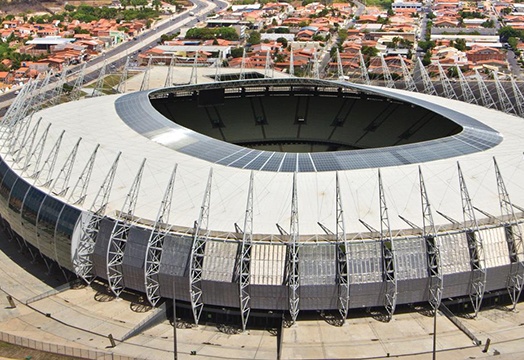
[0,0,228,116]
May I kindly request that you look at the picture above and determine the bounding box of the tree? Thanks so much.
[422,51,432,66]
[276,37,288,48]
[453,38,467,51]
[361,45,378,57]
[508,36,519,49]
[248,31,261,45]
[417,40,435,52]
[338,28,348,43]
[231,47,244,58]
[501,7,512,15]
[481,19,494,28]
[499,26,521,42]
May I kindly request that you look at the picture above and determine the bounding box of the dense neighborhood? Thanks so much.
[0,0,523,90]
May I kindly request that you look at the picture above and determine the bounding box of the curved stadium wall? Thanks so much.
[0,78,523,325]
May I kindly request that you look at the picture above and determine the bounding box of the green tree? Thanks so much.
[481,19,494,28]
[508,36,519,49]
[453,38,467,51]
[361,45,378,57]
[338,28,348,43]
[231,47,244,58]
[276,37,288,48]
[417,40,435,52]
[248,31,261,45]
[499,26,521,42]
[422,51,432,66]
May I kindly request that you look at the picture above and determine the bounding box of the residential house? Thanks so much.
[466,46,506,64]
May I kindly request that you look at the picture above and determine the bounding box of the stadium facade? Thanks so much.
[0,78,523,329]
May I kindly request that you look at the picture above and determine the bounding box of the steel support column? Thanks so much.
[378,170,397,320]
[34,130,65,187]
[493,157,524,310]
[189,169,213,325]
[492,72,515,114]
[458,162,486,317]
[145,165,178,306]
[359,51,370,85]
[474,69,496,109]
[68,144,100,206]
[399,56,417,92]
[51,137,82,197]
[437,62,457,100]
[380,55,395,88]
[239,171,254,331]
[417,58,436,95]
[336,172,350,322]
[288,172,300,323]
[72,152,121,283]
[106,158,147,297]
[419,166,443,311]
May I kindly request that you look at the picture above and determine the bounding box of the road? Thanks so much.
[0,0,228,117]
[319,0,365,75]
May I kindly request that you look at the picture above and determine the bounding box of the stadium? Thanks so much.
[1,75,524,343]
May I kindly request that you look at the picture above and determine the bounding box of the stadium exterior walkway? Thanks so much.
[0,230,524,359]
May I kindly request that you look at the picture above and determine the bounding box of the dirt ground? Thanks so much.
[0,341,83,360]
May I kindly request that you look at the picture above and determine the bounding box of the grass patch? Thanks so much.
[365,0,392,9]
[86,74,124,94]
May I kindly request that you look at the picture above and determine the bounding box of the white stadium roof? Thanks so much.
[21,81,524,238]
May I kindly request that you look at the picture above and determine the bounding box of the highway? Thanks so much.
[0,0,228,117]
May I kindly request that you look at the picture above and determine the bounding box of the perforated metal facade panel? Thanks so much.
[394,237,428,280]
[438,233,471,275]
[92,217,116,278]
[201,240,238,282]
[122,226,150,293]
[480,227,511,268]
[157,234,192,300]
[347,241,383,284]
[299,244,336,285]
[251,243,286,285]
